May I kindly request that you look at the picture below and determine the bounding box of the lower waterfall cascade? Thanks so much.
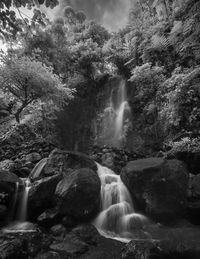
[93,163,149,241]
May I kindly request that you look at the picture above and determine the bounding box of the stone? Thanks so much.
[51,224,66,237]
[28,174,62,219]
[71,224,100,245]
[0,159,15,173]
[50,235,88,257]
[43,148,97,178]
[55,168,101,221]
[26,152,42,163]
[0,238,27,259]
[102,152,115,170]
[37,208,60,228]
[122,239,162,259]
[167,151,200,175]
[0,204,7,220]
[121,158,189,222]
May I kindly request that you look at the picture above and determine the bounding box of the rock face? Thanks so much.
[28,174,62,219]
[43,148,97,178]
[121,158,189,222]
[27,149,101,222]
[187,174,200,224]
[55,168,101,220]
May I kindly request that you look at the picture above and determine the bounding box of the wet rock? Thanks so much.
[35,251,61,259]
[26,152,42,163]
[167,151,200,175]
[0,204,7,220]
[55,168,101,221]
[121,158,189,222]
[71,224,100,245]
[37,208,60,228]
[51,224,66,237]
[122,239,162,259]
[102,152,115,170]
[28,174,62,219]
[0,160,15,173]
[0,238,27,259]
[62,215,77,229]
[50,235,89,257]
[43,149,97,178]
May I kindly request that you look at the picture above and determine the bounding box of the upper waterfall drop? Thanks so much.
[96,78,131,148]
[93,163,149,240]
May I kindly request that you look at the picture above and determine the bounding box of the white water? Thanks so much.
[98,79,131,147]
[17,178,31,222]
[94,163,149,240]
[29,157,47,180]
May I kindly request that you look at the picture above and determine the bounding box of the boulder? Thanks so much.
[37,208,61,228]
[26,152,42,163]
[55,168,101,221]
[50,235,89,257]
[121,158,189,222]
[35,149,97,180]
[167,151,200,175]
[0,238,27,259]
[186,173,200,224]
[28,174,62,219]
[122,239,162,259]
[0,204,7,220]
[0,159,15,173]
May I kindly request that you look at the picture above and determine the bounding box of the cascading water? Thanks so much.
[97,78,131,148]
[2,159,47,233]
[17,178,31,222]
[94,163,149,241]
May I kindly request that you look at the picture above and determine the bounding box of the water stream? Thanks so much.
[93,163,149,241]
[97,79,131,148]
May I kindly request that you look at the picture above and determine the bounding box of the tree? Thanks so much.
[0,54,73,122]
[0,0,58,38]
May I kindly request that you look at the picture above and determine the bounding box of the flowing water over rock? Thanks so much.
[97,79,131,148]
[94,163,149,241]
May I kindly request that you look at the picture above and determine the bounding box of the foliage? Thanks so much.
[0,54,73,122]
[0,0,58,39]
[129,63,166,108]
[160,66,200,134]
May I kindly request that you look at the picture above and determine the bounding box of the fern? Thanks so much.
[151,34,171,51]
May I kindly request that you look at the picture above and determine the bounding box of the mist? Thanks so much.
[58,0,132,31]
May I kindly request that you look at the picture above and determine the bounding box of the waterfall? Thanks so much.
[97,79,131,148]
[17,178,31,222]
[29,157,47,180]
[94,163,149,240]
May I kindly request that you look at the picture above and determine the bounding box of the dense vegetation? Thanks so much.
[0,0,200,152]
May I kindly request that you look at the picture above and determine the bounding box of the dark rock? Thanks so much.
[71,224,100,245]
[50,235,89,257]
[0,238,27,259]
[62,215,77,229]
[0,160,15,173]
[35,251,61,259]
[122,239,162,259]
[43,149,97,178]
[28,174,62,219]
[51,224,66,237]
[26,152,42,163]
[55,168,101,221]
[186,200,200,225]
[121,158,189,222]
[0,204,7,220]
[37,208,61,228]
[167,151,200,175]
[102,152,115,170]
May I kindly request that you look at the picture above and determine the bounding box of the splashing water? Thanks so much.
[93,163,149,241]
